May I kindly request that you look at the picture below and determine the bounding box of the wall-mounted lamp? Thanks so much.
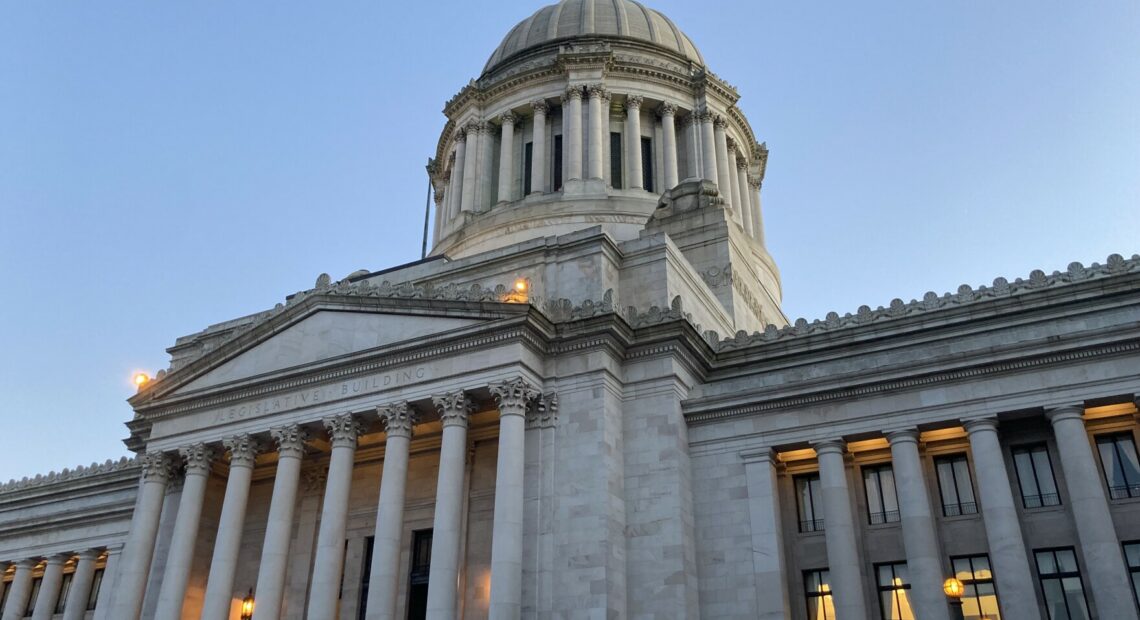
[240,589,255,620]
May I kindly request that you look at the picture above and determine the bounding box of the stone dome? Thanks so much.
[483,0,705,75]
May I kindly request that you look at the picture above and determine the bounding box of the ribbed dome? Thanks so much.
[483,0,705,74]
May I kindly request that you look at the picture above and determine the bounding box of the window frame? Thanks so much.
[1034,547,1091,620]
[1094,432,1140,499]
[934,453,978,517]
[862,463,901,525]
[640,136,654,192]
[523,141,533,195]
[1124,541,1140,610]
[950,554,1002,619]
[795,473,825,533]
[1011,443,1061,508]
[875,561,914,620]
[803,569,835,620]
[85,568,103,611]
[55,571,73,614]
[609,132,623,189]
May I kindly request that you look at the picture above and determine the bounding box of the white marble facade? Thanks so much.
[3,2,1140,619]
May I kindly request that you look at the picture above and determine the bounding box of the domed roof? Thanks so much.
[483,0,705,74]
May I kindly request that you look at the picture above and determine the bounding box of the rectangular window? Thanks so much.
[407,529,433,620]
[863,464,901,525]
[935,454,978,516]
[86,568,104,610]
[523,141,533,195]
[1035,548,1090,620]
[55,572,73,613]
[25,576,41,617]
[553,135,563,191]
[1095,432,1140,499]
[0,580,9,615]
[641,136,654,192]
[804,569,835,620]
[1012,444,1061,508]
[876,562,915,620]
[610,132,623,188]
[357,536,375,620]
[796,473,824,533]
[1124,541,1140,609]
[952,555,1002,619]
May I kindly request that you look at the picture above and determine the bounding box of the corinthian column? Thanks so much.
[741,449,790,620]
[727,141,742,219]
[365,402,419,620]
[460,123,479,213]
[624,95,643,190]
[812,440,869,620]
[659,102,678,190]
[563,87,584,181]
[1,559,37,620]
[497,113,518,203]
[425,391,473,620]
[488,378,540,619]
[530,101,548,194]
[111,452,172,620]
[252,425,309,620]
[1047,406,1139,619]
[201,435,261,620]
[307,414,365,620]
[450,129,467,218]
[586,84,607,180]
[713,116,733,212]
[479,121,495,211]
[61,549,101,620]
[30,554,67,620]
[154,443,215,620]
[886,429,951,620]
[699,111,717,183]
[748,177,765,245]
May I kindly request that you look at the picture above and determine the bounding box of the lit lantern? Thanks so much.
[133,372,150,388]
[943,577,964,599]
[240,589,255,620]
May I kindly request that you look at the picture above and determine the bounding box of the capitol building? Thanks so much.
[3,1,1140,619]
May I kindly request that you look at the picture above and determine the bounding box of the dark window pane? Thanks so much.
[523,142,533,195]
[86,569,103,610]
[610,132,623,188]
[553,135,563,191]
[641,136,654,192]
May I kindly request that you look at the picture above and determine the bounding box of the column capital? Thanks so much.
[223,434,262,468]
[658,101,677,117]
[454,127,467,142]
[1046,405,1086,425]
[530,99,549,115]
[433,190,445,206]
[490,377,540,417]
[526,392,559,430]
[270,425,310,459]
[713,114,728,129]
[740,447,780,465]
[624,94,644,111]
[697,109,714,123]
[885,427,921,445]
[561,86,583,102]
[498,111,519,126]
[962,417,1000,435]
[586,83,608,99]
[736,156,749,170]
[433,391,473,428]
[323,414,364,449]
[812,438,847,456]
[45,553,70,565]
[378,401,419,439]
[76,548,103,562]
[179,443,215,476]
[140,452,174,483]
[748,175,762,189]
[14,557,39,570]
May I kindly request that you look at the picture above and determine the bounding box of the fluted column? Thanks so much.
[479,120,495,211]
[29,554,67,620]
[736,158,754,236]
[1,559,37,620]
[497,113,518,203]
[307,414,365,620]
[741,449,790,620]
[111,452,172,620]
[460,123,479,213]
[887,429,951,620]
[564,88,583,181]
[586,84,607,180]
[61,549,101,620]
[201,435,261,620]
[748,177,765,245]
[252,425,309,620]
[699,111,717,183]
[727,142,742,219]
[813,440,869,620]
[1047,406,1139,619]
[623,95,643,190]
[530,101,548,194]
[451,130,468,218]
[365,402,419,620]
[488,378,539,619]
[713,116,733,211]
[659,102,678,190]
[962,418,1040,618]
[154,443,215,620]
[425,391,473,620]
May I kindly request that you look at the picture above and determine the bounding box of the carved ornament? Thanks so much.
[489,377,540,417]
[179,443,215,476]
[323,414,364,449]
[270,425,309,459]
[378,401,419,439]
[223,434,262,468]
[433,391,473,428]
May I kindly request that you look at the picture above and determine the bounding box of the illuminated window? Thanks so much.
[876,562,915,620]
[407,529,433,620]
[796,474,824,532]
[951,555,1002,619]
[804,569,835,620]
[935,454,978,516]
[1012,444,1061,508]
[1035,548,1090,620]
[1124,542,1140,609]
[357,536,374,620]
[1095,433,1140,499]
[863,464,900,525]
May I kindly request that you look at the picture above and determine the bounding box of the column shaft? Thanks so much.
[699,112,717,183]
[61,550,101,620]
[154,443,214,620]
[530,101,548,194]
[814,441,869,619]
[1048,406,1139,619]
[624,96,643,189]
[425,392,473,619]
[659,103,678,190]
[478,121,495,211]
[90,546,121,620]
[727,146,742,218]
[366,403,418,620]
[587,85,606,180]
[713,117,733,212]
[111,453,171,620]
[1,560,36,620]
[30,555,67,620]
[887,430,951,620]
[460,124,479,212]
[565,89,583,181]
[451,133,468,218]
[252,426,308,620]
[963,419,1041,618]
[749,179,766,245]
[307,414,364,620]
[736,159,754,236]
[497,114,517,203]
[742,450,790,620]
[201,435,260,620]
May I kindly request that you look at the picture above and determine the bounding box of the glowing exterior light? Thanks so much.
[240,589,255,620]
[943,577,964,599]
[514,278,527,292]
[133,373,150,387]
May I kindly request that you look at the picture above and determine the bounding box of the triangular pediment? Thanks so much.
[177,309,482,392]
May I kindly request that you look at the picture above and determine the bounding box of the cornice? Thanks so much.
[0,457,139,497]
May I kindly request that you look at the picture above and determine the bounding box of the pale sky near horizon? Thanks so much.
[1,1,1138,481]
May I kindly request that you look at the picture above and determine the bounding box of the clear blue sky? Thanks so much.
[1,1,1137,481]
